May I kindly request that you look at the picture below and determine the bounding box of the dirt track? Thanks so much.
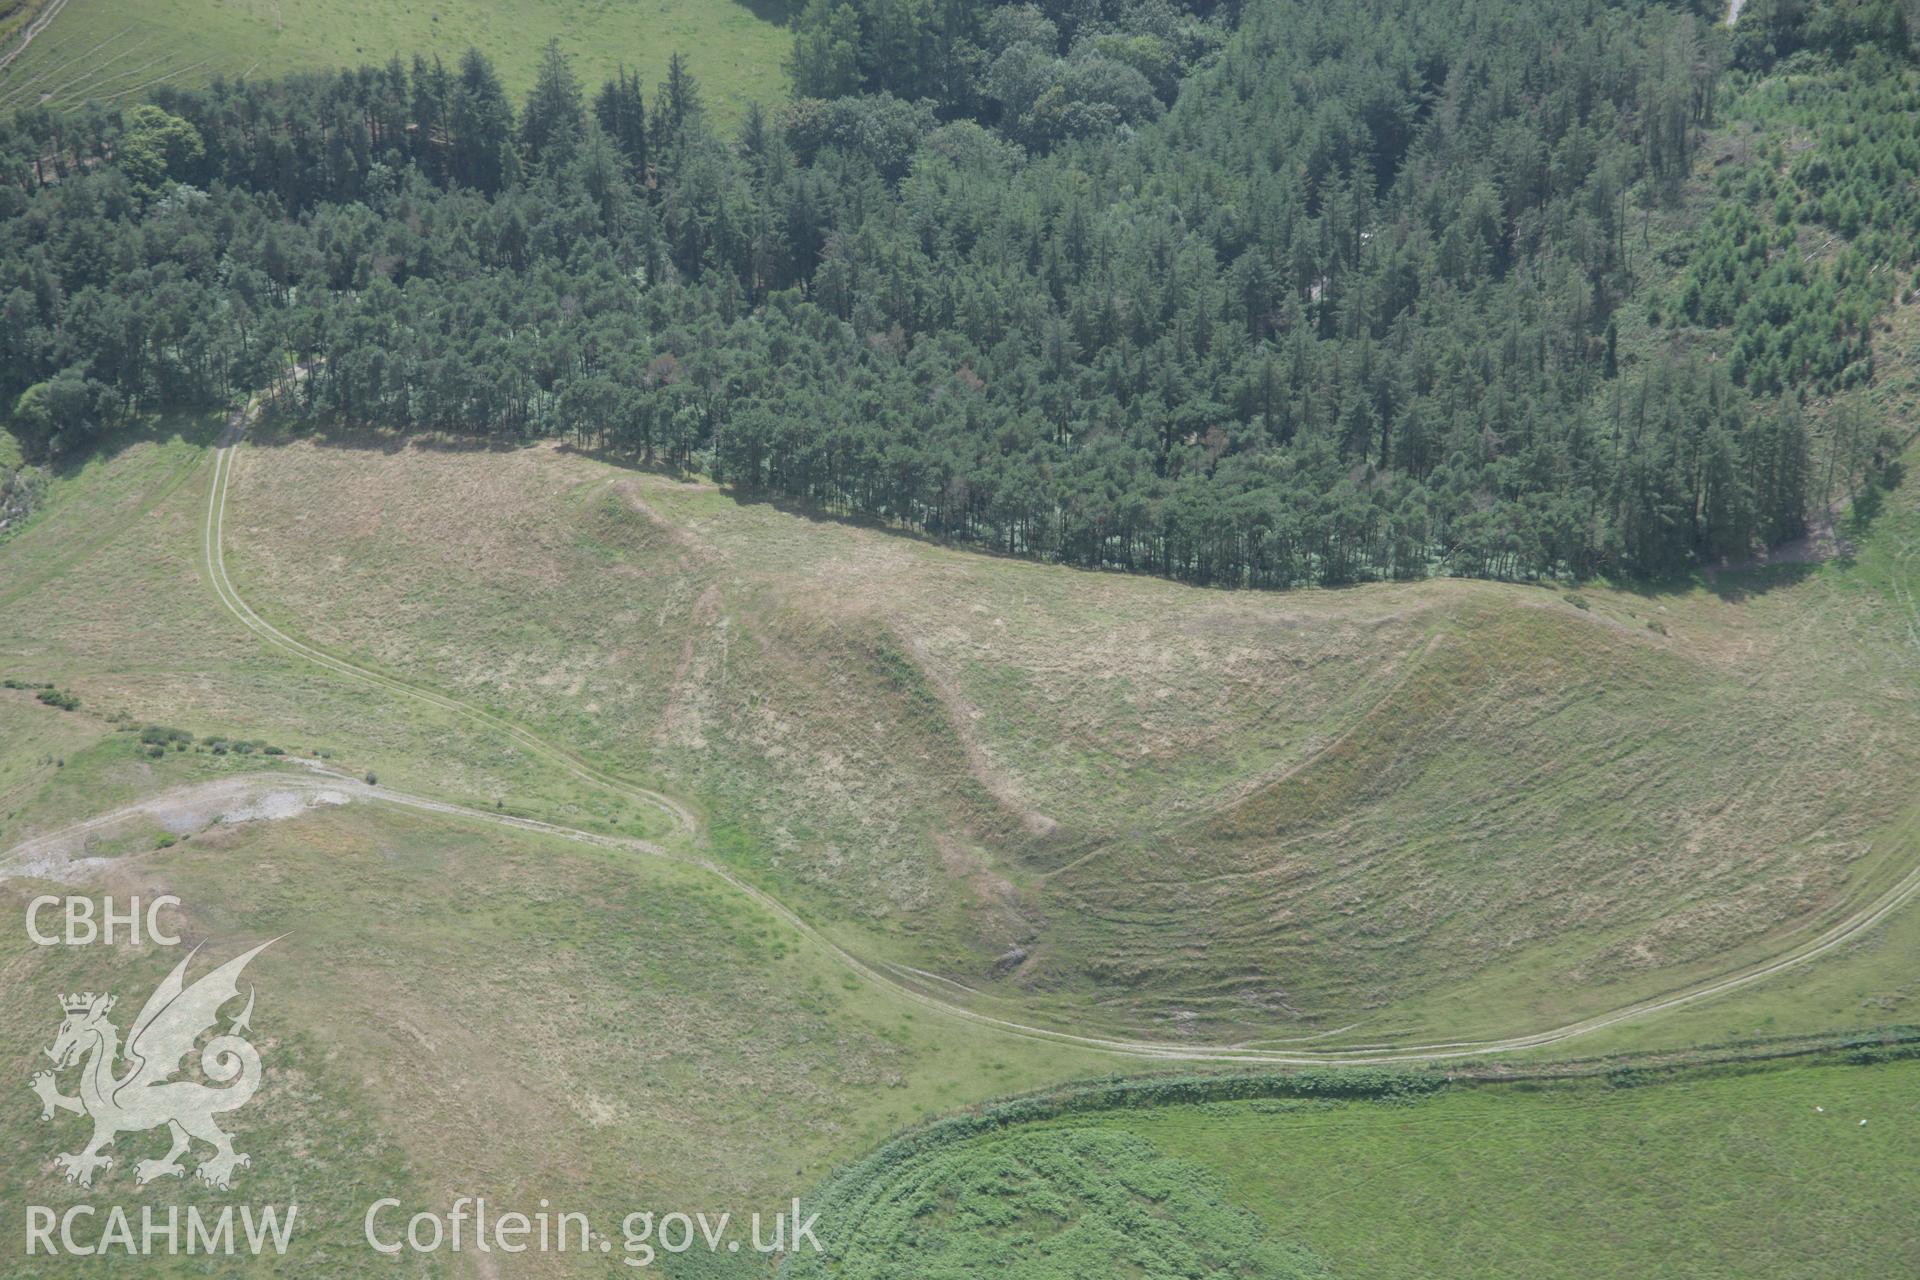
[0,0,70,75]
[14,754,1920,1068]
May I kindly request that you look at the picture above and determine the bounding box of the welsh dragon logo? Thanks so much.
[30,940,276,1190]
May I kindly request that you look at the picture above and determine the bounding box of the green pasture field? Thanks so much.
[0,0,791,123]
[792,1051,1920,1279]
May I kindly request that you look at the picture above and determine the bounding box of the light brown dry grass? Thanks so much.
[212,432,1920,1042]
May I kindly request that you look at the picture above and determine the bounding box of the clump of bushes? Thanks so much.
[36,687,79,710]
[202,734,280,756]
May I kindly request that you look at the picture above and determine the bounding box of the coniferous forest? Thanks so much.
[3,0,1917,586]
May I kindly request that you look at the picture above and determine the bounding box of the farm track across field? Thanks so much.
[0,0,71,74]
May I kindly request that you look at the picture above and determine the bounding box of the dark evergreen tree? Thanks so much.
[449,48,515,193]
[521,39,586,169]
[594,67,649,178]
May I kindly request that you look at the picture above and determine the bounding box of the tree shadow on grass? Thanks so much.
[553,441,701,481]
[561,444,1531,594]
[1690,461,1905,601]
[1609,555,1835,607]
[730,0,801,25]
[555,439,1126,578]
[1702,558,1829,602]
[1616,468,1909,606]
[31,408,228,480]
[713,480,1351,591]
[250,418,527,458]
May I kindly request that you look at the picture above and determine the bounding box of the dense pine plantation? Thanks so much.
[2,0,1916,585]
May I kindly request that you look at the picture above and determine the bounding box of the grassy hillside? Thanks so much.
[0,418,701,848]
[3,382,1917,1067]
[1166,1059,1920,1279]
[1,778,1117,1277]
[0,0,790,121]
[197,424,1920,1047]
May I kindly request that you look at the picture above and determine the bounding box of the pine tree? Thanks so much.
[449,48,513,193]
[788,0,863,99]
[521,39,585,169]
[594,68,648,179]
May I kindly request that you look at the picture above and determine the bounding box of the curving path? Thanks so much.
[0,0,71,76]
[167,417,1920,1065]
[204,424,700,839]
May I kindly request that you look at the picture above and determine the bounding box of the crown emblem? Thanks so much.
[60,992,113,1015]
